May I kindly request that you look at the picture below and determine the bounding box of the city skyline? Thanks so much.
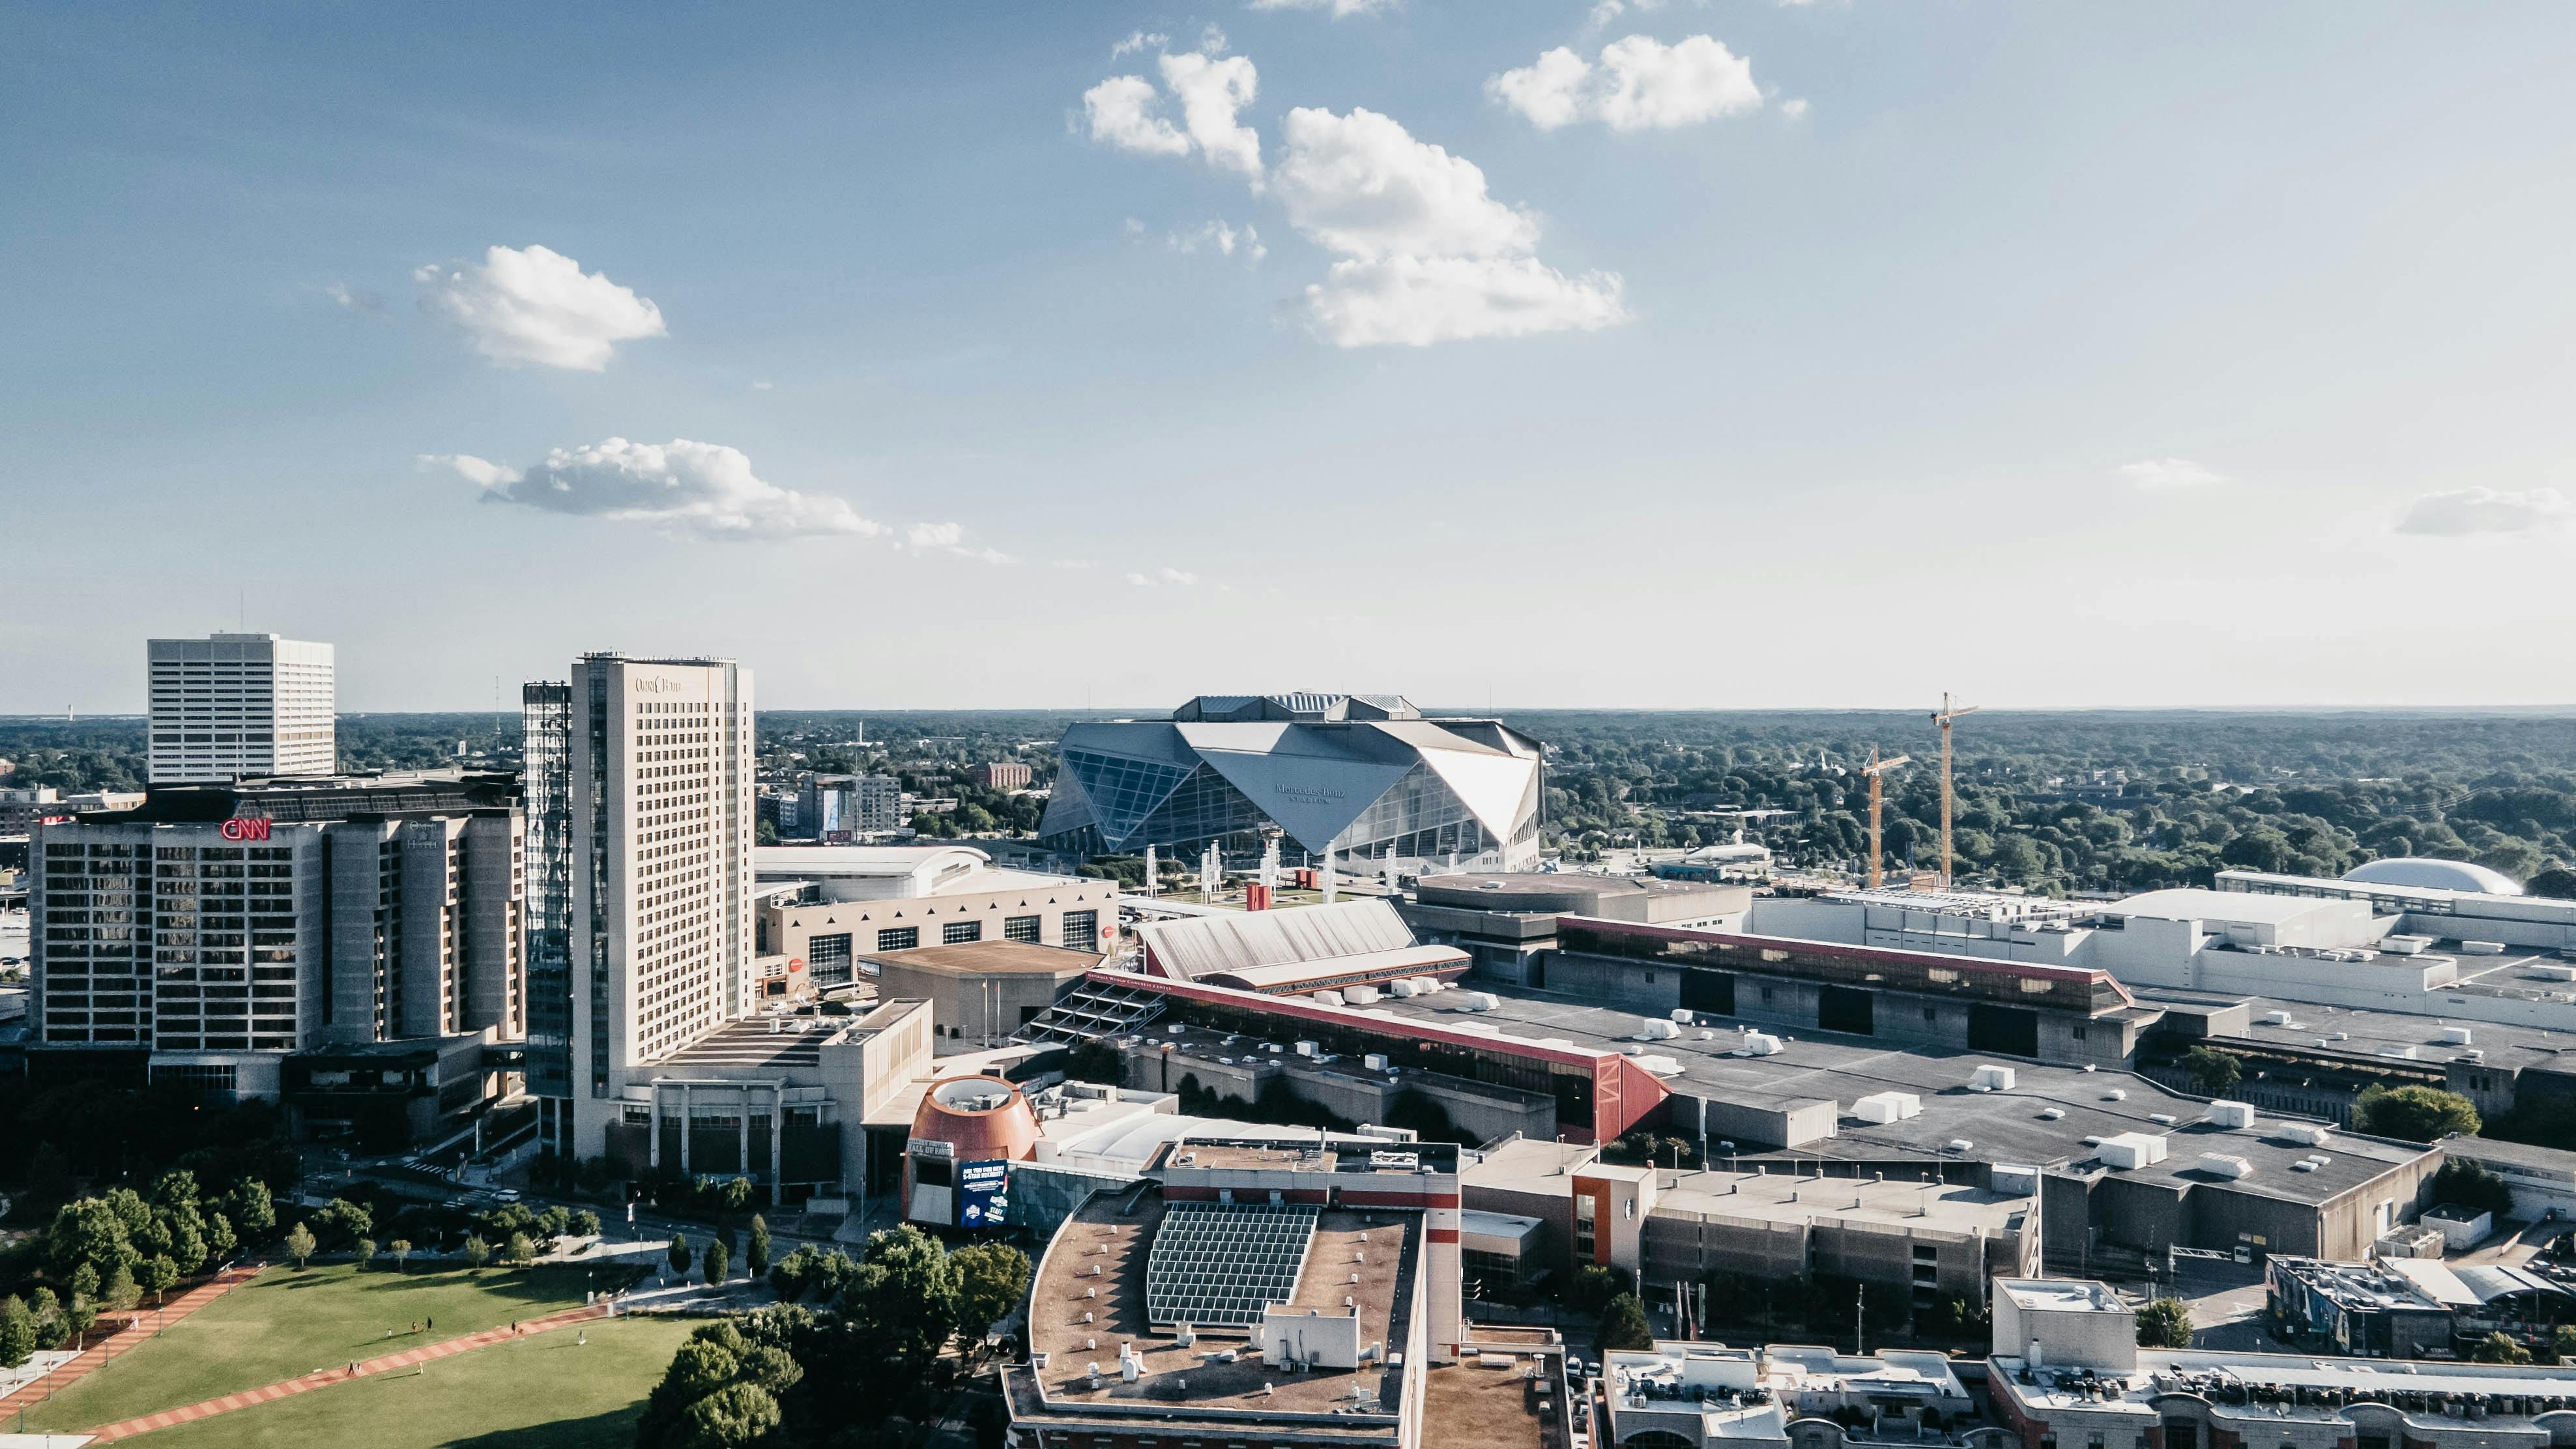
[10,4,2576,713]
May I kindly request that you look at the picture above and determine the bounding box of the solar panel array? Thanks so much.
[1144,1202,1320,1327]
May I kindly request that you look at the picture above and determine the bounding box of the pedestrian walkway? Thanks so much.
[81,1301,609,1442]
[0,1266,263,1422]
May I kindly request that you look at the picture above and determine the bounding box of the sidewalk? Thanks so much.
[81,1302,609,1443]
[0,1266,263,1422]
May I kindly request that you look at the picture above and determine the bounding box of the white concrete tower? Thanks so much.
[147,633,336,783]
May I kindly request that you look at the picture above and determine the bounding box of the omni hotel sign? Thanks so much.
[632,675,691,694]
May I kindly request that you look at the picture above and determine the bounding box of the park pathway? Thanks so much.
[0,1265,264,1422]
[81,1300,611,1442]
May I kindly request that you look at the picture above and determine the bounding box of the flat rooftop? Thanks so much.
[1153,1135,1461,1176]
[1997,1348,2576,1429]
[651,1000,918,1072]
[2144,986,2576,1076]
[1356,988,2429,1201]
[2108,888,2354,926]
[1423,1346,1567,1449]
[1024,1192,1414,1424]
[1995,1278,2125,1313]
[865,941,1103,976]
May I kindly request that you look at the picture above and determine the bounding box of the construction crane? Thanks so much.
[1931,693,1980,890]
[1860,748,1911,889]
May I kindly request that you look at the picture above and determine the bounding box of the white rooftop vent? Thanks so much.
[2441,1026,2474,1046]
[1670,1009,1694,1024]
[2038,1108,2065,1121]
[1637,1018,1681,1041]
[1454,992,1498,1012]
[1312,990,1346,1007]
[2379,1044,2418,1061]
[1740,1031,1784,1056]
[2199,1152,2254,1180]
[2209,1100,2257,1129]
[1853,1091,1924,1125]
[2461,941,2507,956]
[2149,1113,2178,1126]
[1345,985,1382,1005]
[1969,1064,2017,1093]
[2099,1132,2169,1169]
[2265,1010,2295,1027]
[1363,1053,1389,1071]
[2278,1122,2333,1147]
[2106,1089,2128,1101]
[1946,1140,1974,1153]
[1296,1040,1318,1057]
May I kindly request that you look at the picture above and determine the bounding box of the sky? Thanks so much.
[7,1,2576,714]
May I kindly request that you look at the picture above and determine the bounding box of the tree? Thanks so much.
[1567,1265,1627,1317]
[1598,1293,1655,1351]
[669,1233,694,1277]
[462,1235,491,1271]
[2553,1325,2576,1363]
[388,1239,412,1274]
[505,1232,536,1267]
[704,1237,730,1285]
[283,1222,318,1270]
[28,1289,65,1352]
[2136,1297,2193,1348]
[2433,1158,2516,1219]
[229,1180,276,1240]
[746,1216,771,1282]
[2355,1085,2481,1141]
[842,1226,962,1382]
[721,1177,757,1214]
[2474,1331,2532,1364]
[0,1297,35,1371]
[102,1261,139,1313]
[573,1209,602,1238]
[66,1293,97,1348]
[2177,1046,2242,1098]
[205,1212,237,1263]
[682,1382,782,1448]
[313,1197,373,1247]
[951,1242,1033,1346]
[351,1237,375,1272]
[139,1255,179,1306]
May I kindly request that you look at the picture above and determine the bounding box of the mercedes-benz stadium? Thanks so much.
[1037,693,1542,873]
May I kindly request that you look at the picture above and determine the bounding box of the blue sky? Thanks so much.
[7,2,2575,712]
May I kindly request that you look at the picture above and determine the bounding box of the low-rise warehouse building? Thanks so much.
[858,940,1102,1049]
[753,844,1120,990]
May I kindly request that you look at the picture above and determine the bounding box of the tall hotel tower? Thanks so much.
[525,655,755,1158]
[147,633,336,783]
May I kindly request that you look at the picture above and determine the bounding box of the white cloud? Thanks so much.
[751,380,774,390]
[1084,49,1262,180]
[418,453,517,489]
[901,520,1015,564]
[1125,567,1201,586]
[1247,0,1396,14]
[2394,487,2576,537]
[412,244,667,371]
[1083,75,1191,157]
[1275,107,1539,261]
[323,281,388,318]
[1489,35,1763,132]
[1169,220,1267,261]
[1111,29,1167,57]
[1275,106,1629,346]
[1301,255,1627,347]
[1159,51,1264,180]
[1780,97,1809,118]
[2119,457,2228,491]
[433,438,882,541]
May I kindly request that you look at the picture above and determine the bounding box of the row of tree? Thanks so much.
[638,1226,1031,1448]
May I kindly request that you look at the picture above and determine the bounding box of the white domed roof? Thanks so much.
[2341,857,2524,896]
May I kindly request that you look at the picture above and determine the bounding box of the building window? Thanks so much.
[807,932,853,987]
[876,926,918,952]
[2072,1025,2088,1042]
[943,919,983,945]
[2164,1422,2198,1449]
[1062,910,1098,946]
[1004,915,1041,945]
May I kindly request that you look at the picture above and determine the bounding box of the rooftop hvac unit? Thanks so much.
[1313,990,1346,1007]
[2199,1152,2254,1180]
[2039,1108,2066,1121]
[2265,1011,2295,1027]
[1385,979,1419,997]
[2149,1113,2178,1126]
[2382,935,2431,956]
[2457,1048,2485,1063]
[1634,1054,1685,1078]
[1671,1009,1694,1024]
[2380,1044,2418,1060]
[2106,1089,2128,1101]
[1363,1053,1389,1071]
[1853,1091,1923,1125]
[1296,1040,1319,1057]
[1969,1064,2017,1093]
[2461,941,2508,956]
[2278,1122,2333,1147]
[1946,1140,1974,1154]
[2534,965,2576,982]
[2098,1132,2169,1169]
[2209,1100,2257,1129]
[1454,992,1498,1012]
[2441,1026,2474,1046]
[1740,1031,1784,1056]
[1344,985,1382,1005]
[1637,1018,1681,1040]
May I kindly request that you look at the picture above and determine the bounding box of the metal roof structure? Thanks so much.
[1138,899,1419,982]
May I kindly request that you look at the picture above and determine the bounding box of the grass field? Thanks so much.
[104,1315,697,1449]
[23,1261,636,1433]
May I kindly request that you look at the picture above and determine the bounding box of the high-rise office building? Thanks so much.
[147,633,336,783]
[521,683,574,1122]
[30,773,522,1100]
[526,654,755,1159]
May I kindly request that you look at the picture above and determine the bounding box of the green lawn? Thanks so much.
[25,1262,635,1433]
[103,1315,696,1449]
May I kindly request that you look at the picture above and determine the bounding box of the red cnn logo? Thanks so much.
[220,818,273,842]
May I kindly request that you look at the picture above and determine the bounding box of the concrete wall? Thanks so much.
[875,959,1088,1046]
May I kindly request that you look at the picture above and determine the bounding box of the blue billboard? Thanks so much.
[957,1159,1009,1228]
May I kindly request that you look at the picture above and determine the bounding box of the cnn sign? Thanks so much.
[220,818,273,842]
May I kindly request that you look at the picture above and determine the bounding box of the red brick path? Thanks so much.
[81,1300,610,1442]
[0,1264,264,1421]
